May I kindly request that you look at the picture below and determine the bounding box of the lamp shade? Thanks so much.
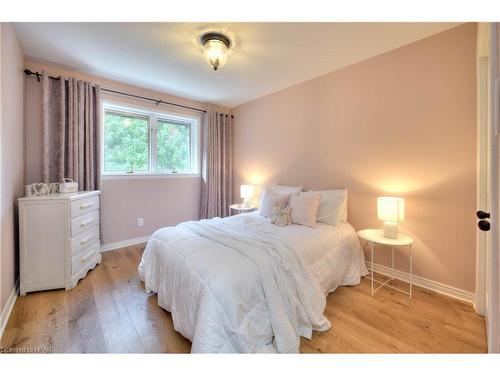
[377,197,405,223]
[240,185,254,199]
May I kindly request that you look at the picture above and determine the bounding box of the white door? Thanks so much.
[492,22,500,354]
[476,22,499,353]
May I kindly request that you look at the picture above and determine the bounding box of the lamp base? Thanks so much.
[243,198,251,208]
[383,222,399,239]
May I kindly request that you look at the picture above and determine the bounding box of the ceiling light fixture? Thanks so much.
[200,32,231,71]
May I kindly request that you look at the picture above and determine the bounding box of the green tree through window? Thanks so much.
[104,112,149,172]
[157,120,191,172]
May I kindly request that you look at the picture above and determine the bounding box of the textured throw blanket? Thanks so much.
[178,218,331,353]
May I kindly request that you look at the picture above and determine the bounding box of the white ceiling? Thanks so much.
[14,22,462,108]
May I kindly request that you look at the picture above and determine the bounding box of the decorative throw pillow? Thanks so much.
[272,184,303,195]
[271,203,292,226]
[312,189,348,225]
[258,187,290,218]
[289,191,321,227]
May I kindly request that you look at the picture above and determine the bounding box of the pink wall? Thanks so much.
[23,60,221,244]
[233,24,477,292]
[1,23,25,311]
[101,177,200,243]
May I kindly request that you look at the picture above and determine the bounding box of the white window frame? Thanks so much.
[101,100,201,178]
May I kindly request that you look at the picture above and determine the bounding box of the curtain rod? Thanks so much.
[23,69,234,117]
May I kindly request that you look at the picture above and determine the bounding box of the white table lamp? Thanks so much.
[377,197,405,239]
[240,185,254,208]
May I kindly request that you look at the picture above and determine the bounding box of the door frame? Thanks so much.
[0,23,3,314]
[475,23,490,317]
[476,22,500,353]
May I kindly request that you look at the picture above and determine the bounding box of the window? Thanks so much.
[156,120,191,173]
[102,103,200,176]
[104,111,150,172]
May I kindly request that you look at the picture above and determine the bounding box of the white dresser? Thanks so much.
[19,191,101,295]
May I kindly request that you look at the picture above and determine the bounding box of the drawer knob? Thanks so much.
[80,202,95,210]
[80,238,91,245]
[80,219,94,227]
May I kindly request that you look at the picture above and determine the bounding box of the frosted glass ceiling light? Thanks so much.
[200,32,231,71]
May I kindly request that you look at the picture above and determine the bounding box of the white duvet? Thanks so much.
[138,213,367,353]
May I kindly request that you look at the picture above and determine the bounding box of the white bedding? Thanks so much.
[138,212,367,353]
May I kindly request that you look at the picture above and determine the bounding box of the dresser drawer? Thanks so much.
[71,226,99,256]
[72,242,99,277]
[71,195,99,218]
[71,210,99,237]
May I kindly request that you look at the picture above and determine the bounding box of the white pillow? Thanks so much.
[259,188,290,218]
[272,184,303,195]
[289,192,321,227]
[312,189,348,225]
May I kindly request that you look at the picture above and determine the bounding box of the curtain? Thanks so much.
[200,110,233,219]
[41,73,101,190]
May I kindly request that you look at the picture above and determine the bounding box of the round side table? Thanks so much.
[229,203,257,215]
[357,229,414,298]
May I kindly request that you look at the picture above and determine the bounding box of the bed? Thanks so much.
[138,211,367,353]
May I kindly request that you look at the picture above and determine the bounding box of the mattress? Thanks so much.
[138,212,367,353]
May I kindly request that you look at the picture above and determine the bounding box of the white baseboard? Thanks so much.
[100,236,150,253]
[0,278,19,340]
[366,261,475,303]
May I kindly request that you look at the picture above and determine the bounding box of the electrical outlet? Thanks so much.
[137,217,144,227]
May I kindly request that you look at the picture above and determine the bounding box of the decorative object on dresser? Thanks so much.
[25,178,79,197]
[59,178,78,193]
[19,191,101,295]
[25,182,59,197]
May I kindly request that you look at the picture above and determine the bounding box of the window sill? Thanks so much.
[102,173,202,180]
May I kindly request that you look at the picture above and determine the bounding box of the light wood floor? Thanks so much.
[0,244,487,353]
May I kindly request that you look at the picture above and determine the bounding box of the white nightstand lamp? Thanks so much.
[240,184,254,208]
[377,196,405,239]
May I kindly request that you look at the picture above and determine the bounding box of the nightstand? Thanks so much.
[229,203,257,215]
[357,229,414,298]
